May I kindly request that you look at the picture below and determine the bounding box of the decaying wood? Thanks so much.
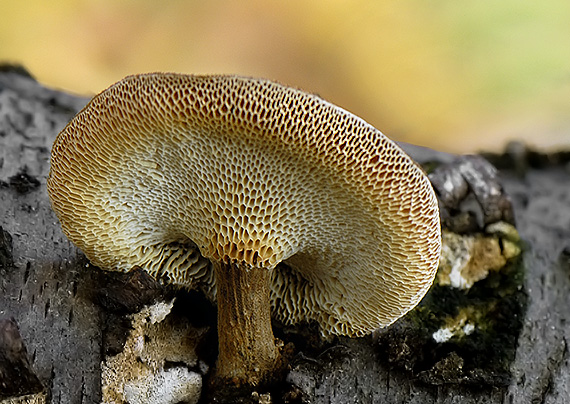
[1,66,570,403]
[0,67,101,404]
[0,318,43,399]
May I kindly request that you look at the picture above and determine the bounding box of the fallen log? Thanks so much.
[1,65,569,403]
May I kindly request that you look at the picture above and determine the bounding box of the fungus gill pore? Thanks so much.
[48,73,441,387]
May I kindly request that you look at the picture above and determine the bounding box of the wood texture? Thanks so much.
[0,68,100,404]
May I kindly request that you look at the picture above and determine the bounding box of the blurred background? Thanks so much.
[1,0,569,153]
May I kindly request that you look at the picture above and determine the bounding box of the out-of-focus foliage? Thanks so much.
[1,0,569,152]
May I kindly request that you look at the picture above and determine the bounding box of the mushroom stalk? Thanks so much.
[213,261,280,386]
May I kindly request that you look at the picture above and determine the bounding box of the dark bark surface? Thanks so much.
[0,67,100,404]
[1,66,569,403]
[0,318,43,399]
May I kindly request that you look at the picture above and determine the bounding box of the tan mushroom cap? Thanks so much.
[47,73,441,337]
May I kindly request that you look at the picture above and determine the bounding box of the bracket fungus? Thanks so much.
[47,73,441,387]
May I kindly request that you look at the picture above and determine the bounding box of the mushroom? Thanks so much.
[47,73,441,387]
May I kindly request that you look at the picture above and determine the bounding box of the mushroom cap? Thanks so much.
[47,73,441,337]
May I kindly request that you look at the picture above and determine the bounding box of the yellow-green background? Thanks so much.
[2,0,569,153]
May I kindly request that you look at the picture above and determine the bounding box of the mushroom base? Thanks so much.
[212,261,280,388]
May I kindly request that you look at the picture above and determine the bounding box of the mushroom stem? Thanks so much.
[213,260,280,387]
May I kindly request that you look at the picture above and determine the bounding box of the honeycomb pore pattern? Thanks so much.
[47,73,441,337]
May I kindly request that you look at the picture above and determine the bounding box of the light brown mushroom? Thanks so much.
[47,73,441,387]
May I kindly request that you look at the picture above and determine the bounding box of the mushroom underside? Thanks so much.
[47,73,441,390]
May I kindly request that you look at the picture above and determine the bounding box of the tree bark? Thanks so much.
[0,318,43,399]
[1,65,570,403]
[0,66,100,404]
